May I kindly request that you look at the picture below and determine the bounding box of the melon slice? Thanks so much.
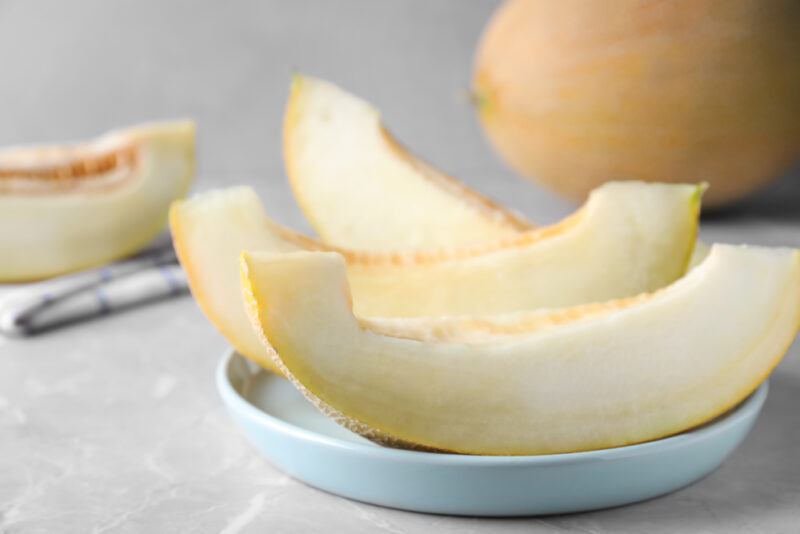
[170,188,302,372]
[171,181,699,372]
[241,244,800,455]
[343,181,701,317]
[284,74,530,249]
[0,121,195,281]
[284,75,710,263]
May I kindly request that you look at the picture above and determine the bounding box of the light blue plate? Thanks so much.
[217,350,767,516]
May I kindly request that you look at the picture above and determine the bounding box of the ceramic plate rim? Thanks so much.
[217,349,768,466]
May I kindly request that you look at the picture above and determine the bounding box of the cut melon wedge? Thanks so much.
[0,121,195,281]
[241,244,800,455]
[284,75,710,264]
[171,182,700,372]
[170,188,302,372]
[284,74,530,249]
[344,181,701,317]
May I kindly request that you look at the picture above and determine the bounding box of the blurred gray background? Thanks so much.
[1,0,560,231]
[1,2,799,533]
[1,0,797,237]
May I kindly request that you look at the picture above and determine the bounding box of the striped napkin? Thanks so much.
[0,244,188,336]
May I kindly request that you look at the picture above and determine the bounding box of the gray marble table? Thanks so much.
[1,1,799,532]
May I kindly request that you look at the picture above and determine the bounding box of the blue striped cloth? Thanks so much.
[0,244,188,336]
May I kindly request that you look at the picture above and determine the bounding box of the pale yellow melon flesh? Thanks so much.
[284,74,530,250]
[346,180,701,317]
[241,245,800,455]
[688,240,711,269]
[170,188,302,372]
[283,75,710,264]
[0,121,195,281]
[171,182,699,372]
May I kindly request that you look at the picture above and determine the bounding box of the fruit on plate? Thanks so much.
[344,181,701,317]
[0,121,195,281]
[170,188,302,372]
[241,244,800,455]
[474,0,800,207]
[284,74,530,249]
[171,181,699,371]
